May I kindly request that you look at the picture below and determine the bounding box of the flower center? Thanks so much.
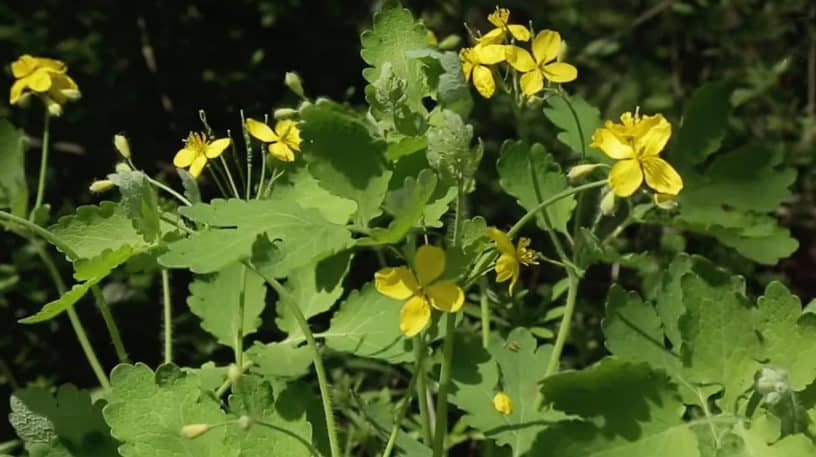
[185,132,209,156]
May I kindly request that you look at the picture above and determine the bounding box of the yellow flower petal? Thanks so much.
[508,24,531,42]
[173,148,197,167]
[426,281,464,313]
[474,44,507,65]
[488,8,510,28]
[541,62,577,83]
[9,79,26,104]
[375,266,419,300]
[532,30,561,64]
[471,65,496,98]
[188,154,208,178]
[487,227,515,256]
[414,244,445,286]
[591,128,635,160]
[636,114,672,157]
[400,295,431,337]
[493,392,513,415]
[276,120,302,151]
[461,60,474,81]
[11,55,37,78]
[269,142,296,162]
[641,156,683,196]
[519,70,544,96]
[205,138,231,158]
[608,159,644,197]
[495,254,518,283]
[246,118,278,142]
[478,28,505,45]
[27,69,53,92]
[505,46,536,72]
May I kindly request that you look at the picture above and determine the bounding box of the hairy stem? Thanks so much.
[161,269,173,364]
[31,110,51,218]
[544,270,579,378]
[235,265,248,369]
[432,314,456,457]
[147,176,192,206]
[415,336,433,445]
[92,285,129,363]
[382,336,425,457]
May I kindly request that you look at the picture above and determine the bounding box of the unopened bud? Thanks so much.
[600,189,616,216]
[46,100,63,117]
[89,179,115,193]
[653,193,678,210]
[114,134,131,159]
[273,108,298,120]
[227,363,242,385]
[492,392,512,415]
[437,34,461,50]
[180,423,210,439]
[238,415,253,430]
[284,72,305,99]
[567,164,600,181]
[115,162,131,173]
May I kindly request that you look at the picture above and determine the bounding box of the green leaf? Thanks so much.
[50,202,149,260]
[300,101,392,226]
[226,375,314,457]
[246,341,312,379]
[159,198,352,275]
[0,119,28,217]
[187,263,267,349]
[321,283,413,363]
[273,166,357,225]
[108,169,162,242]
[670,82,733,166]
[357,390,432,457]
[426,109,481,189]
[103,363,233,457]
[497,140,576,235]
[542,95,603,160]
[433,51,473,119]
[178,169,202,204]
[360,169,437,245]
[365,62,427,136]
[717,414,816,457]
[361,6,431,114]
[533,358,699,457]
[755,282,816,391]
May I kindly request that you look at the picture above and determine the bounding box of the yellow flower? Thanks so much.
[492,391,513,415]
[9,54,80,112]
[487,228,538,295]
[374,245,464,337]
[245,118,302,162]
[590,111,683,197]
[460,44,506,98]
[173,132,231,178]
[505,30,578,96]
[479,7,531,44]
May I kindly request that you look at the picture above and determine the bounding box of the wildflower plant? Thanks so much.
[0,5,811,457]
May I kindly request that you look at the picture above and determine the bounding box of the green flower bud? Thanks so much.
[180,423,210,439]
[114,134,131,159]
[274,108,298,120]
[284,72,305,98]
[600,189,616,216]
[567,164,600,181]
[89,179,115,193]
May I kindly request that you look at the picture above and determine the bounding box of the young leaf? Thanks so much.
[0,119,28,217]
[50,202,149,260]
[497,140,576,235]
[187,262,267,349]
[107,168,162,242]
[273,166,357,225]
[246,341,312,379]
[359,169,438,245]
[426,109,481,189]
[542,95,603,160]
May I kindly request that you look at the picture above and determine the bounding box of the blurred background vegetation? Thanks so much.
[0,0,814,449]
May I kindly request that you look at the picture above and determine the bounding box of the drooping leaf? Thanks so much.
[497,140,576,235]
[0,119,28,217]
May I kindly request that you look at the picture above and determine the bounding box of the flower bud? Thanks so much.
[115,162,131,173]
[274,108,298,120]
[238,415,253,430]
[46,99,63,117]
[600,189,616,216]
[492,392,513,415]
[227,363,242,385]
[180,423,210,439]
[437,34,461,50]
[114,134,131,159]
[653,193,678,210]
[567,164,600,181]
[89,179,115,193]
[284,72,305,99]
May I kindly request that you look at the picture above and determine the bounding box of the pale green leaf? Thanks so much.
[108,169,162,242]
[273,166,357,225]
[246,341,312,379]
[543,95,603,160]
[359,169,437,245]
[50,202,149,260]
[426,109,481,188]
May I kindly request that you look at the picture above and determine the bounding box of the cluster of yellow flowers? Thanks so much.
[460,7,578,98]
[9,55,80,115]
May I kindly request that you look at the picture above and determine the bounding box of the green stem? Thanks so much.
[31,110,51,218]
[91,285,129,363]
[219,155,241,199]
[543,270,579,378]
[250,264,341,457]
[507,180,606,238]
[66,307,110,388]
[254,419,321,456]
[415,336,433,446]
[382,337,425,457]
[161,269,173,364]
[147,176,192,206]
[240,110,253,200]
[432,314,456,457]
[255,146,267,199]
[479,278,490,349]
[207,166,230,198]
[235,265,248,369]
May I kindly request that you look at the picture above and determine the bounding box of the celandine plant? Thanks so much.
[0,5,812,457]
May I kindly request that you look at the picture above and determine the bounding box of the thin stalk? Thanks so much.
[249,264,341,457]
[226,129,246,194]
[66,308,110,388]
[382,337,425,457]
[254,420,321,456]
[507,180,606,238]
[415,336,433,445]
[543,271,579,377]
[207,164,230,198]
[479,278,490,349]
[91,285,128,363]
[240,110,253,200]
[31,110,51,218]
[255,149,267,199]
[432,314,456,457]
[146,176,192,206]
[219,155,241,199]
[161,269,173,364]
[235,265,249,369]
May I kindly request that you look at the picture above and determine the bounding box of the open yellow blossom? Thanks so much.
[505,30,577,95]
[173,132,231,178]
[374,245,464,337]
[590,111,683,197]
[492,392,513,415]
[479,7,531,44]
[246,118,302,162]
[460,44,506,98]
[10,55,80,112]
[487,228,538,294]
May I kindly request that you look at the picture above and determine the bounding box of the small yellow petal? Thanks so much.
[532,30,562,64]
[414,245,445,286]
[495,254,520,294]
[426,281,464,313]
[9,79,26,104]
[206,138,231,158]
[246,118,278,142]
[188,154,208,178]
[505,46,536,72]
[478,28,505,45]
[519,70,544,96]
[608,159,644,197]
[472,65,496,98]
[641,156,683,196]
[493,392,513,415]
[173,148,197,167]
[487,227,515,256]
[591,128,634,160]
[276,120,302,151]
[636,114,672,157]
[507,25,531,42]
[400,296,431,337]
[269,142,296,162]
[473,44,507,65]
[27,69,53,92]
[541,62,577,84]
[461,60,474,81]
[487,8,510,28]
[375,266,419,300]
[11,55,37,78]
